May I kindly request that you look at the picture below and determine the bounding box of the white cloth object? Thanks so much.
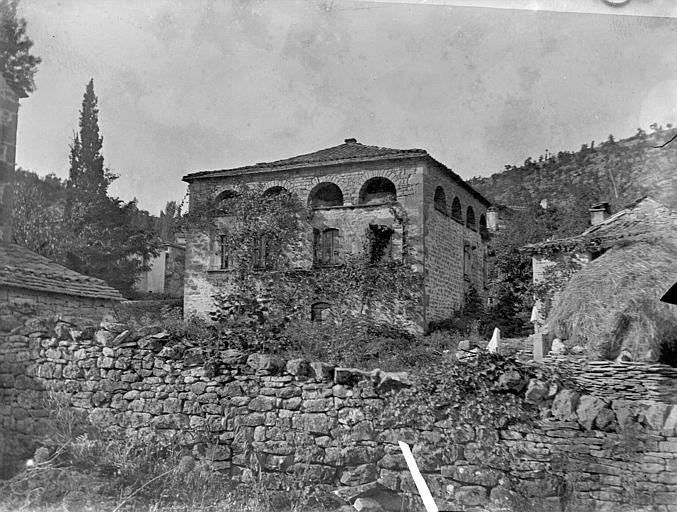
[487,327,500,353]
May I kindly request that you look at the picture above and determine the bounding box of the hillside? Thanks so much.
[468,127,677,212]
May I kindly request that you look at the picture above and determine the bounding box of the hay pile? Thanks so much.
[547,238,677,363]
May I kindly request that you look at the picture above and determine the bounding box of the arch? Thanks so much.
[308,182,344,208]
[466,206,476,230]
[451,197,462,221]
[215,189,238,203]
[358,177,397,205]
[434,186,447,215]
[214,189,239,213]
[262,186,289,197]
[311,302,332,323]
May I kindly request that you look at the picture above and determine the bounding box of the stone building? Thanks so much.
[183,138,490,331]
[0,69,123,325]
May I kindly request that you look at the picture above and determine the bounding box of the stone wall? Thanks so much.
[1,319,676,511]
[0,288,118,330]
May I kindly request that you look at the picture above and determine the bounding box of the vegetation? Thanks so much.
[0,394,320,512]
[0,0,41,94]
[469,125,677,211]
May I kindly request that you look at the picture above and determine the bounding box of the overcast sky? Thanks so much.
[15,0,677,215]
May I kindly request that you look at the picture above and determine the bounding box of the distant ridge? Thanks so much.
[468,127,677,212]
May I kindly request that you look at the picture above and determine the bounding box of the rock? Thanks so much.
[616,349,633,362]
[454,485,488,506]
[497,370,525,392]
[221,349,248,365]
[353,497,385,512]
[550,338,565,355]
[551,389,580,421]
[339,464,379,486]
[286,358,310,377]
[374,371,412,393]
[525,379,549,404]
[100,321,127,334]
[334,482,401,510]
[595,408,616,431]
[458,339,472,351]
[576,395,607,430]
[247,353,285,374]
[112,330,132,346]
[310,362,335,381]
[94,329,115,347]
[138,337,161,351]
[571,345,585,355]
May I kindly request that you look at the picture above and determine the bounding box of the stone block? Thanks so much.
[551,389,580,421]
[310,362,335,381]
[286,358,310,377]
[454,485,488,507]
[248,395,277,412]
[340,464,378,486]
[576,395,607,430]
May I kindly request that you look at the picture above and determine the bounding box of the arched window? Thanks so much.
[214,190,239,212]
[479,214,488,240]
[358,177,397,205]
[451,197,462,221]
[466,206,476,230]
[308,182,344,208]
[311,302,331,323]
[263,186,289,197]
[313,228,340,266]
[434,186,447,215]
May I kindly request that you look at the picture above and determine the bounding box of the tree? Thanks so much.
[0,0,40,94]
[64,79,159,296]
[67,79,116,203]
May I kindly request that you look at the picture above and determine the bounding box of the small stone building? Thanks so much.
[183,138,490,331]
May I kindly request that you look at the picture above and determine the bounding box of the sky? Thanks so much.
[14,0,677,215]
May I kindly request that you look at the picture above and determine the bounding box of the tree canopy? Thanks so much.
[0,0,40,94]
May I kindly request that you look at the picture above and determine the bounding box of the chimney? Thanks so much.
[589,202,610,226]
[0,71,20,243]
[486,206,499,231]
[344,138,357,144]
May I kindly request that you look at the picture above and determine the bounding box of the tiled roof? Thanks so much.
[523,197,677,253]
[183,139,427,180]
[0,242,124,301]
[183,138,491,206]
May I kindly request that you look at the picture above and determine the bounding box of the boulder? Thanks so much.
[551,389,580,421]
[335,367,371,386]
[221,349,248,365]
[374,371,412,393]
[286,358,311,377]
[525,379,549,404]
[576,395,607,430]
[247,353,285,374]
[354,497,385,512]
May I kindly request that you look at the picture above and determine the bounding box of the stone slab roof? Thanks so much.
[0,242,124,301]
[183,138,490,206]
[523,197,677,254]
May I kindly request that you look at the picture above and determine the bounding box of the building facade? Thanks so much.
[183,138,490,331]
[133,242,185,298]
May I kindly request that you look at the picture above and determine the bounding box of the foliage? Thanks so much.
[62,80,160,296]
[11,168,68,260]
[469,125,676,211]
[0,0,41,94]
[0,393,288,512]
[186,186,424,353]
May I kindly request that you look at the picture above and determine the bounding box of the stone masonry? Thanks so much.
[183,139,490,331]
[1,318,676,512]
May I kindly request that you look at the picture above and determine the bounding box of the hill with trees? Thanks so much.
[468,125,677,213]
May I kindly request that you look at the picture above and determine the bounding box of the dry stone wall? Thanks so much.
[1,318,676,512]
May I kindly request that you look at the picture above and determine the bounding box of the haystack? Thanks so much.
[547,238,677,364]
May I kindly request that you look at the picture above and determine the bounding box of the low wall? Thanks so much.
[1,319,676,512]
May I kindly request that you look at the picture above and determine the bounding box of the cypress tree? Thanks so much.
[0,0,41,94]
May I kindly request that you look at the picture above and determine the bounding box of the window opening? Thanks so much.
[313,228,340,266]
[434,186,447,215]
[451,197,462,221]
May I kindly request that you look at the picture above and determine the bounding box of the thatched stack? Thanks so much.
[547,238,677,363]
